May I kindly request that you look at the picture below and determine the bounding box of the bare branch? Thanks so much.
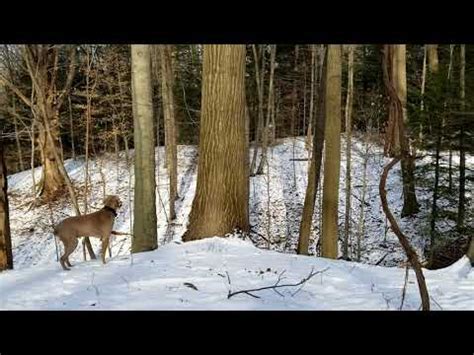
[227,267,329,299]
[0,73,32,108]
[57,46,77,110]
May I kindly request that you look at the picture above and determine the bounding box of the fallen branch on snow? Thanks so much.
[226,267,329,299]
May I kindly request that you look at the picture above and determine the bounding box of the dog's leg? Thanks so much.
[101,235,110,264]
[63,238,78,270]
[58,236,70,271]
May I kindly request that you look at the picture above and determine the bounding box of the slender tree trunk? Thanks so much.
[382,45,430,310]
[392,45,419,217]
[256,45,276,175]
[343,45,355,260]
[84,50,92,215]
[357,123,370,261]
[448,45,455,193]
[305,45,317,156]
[380,158,430,310]
[250,45,265,176]
[131,45,158,252]
[183,45,249,241]
[321,44,342,259]
[302,60,307,136]
[419,45,427,145]
[30,120,37,202]
[297,46,328,255]
[291,45,299,188]
[0,141,13,271]
[429,133,442,263]
[160,45,178,220]
[11,97,24,171]
[427,45,439,74]
[458,44,466,230]
[68,95,76,160]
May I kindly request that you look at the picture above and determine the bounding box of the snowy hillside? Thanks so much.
[1,136,473,310]
[1,236,472,310]
[6,136,472,269]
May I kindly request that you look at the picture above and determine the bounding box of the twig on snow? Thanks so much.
[227,267,329,299]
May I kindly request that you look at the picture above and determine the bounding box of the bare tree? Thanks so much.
[297,46,327,255]
[131,45,158,252]
[183,45,248,241]
[0,45,77,199]
[321,44,342,259]
[381,44,430,311]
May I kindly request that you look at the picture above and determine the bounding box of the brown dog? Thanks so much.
[54,195,123,270]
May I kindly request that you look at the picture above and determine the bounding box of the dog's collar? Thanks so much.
[103,206,118,217]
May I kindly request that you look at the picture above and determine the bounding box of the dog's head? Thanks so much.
[103,195,122,210]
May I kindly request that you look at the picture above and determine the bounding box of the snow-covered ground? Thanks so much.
[1,236,472,310]
[1,135,472,310]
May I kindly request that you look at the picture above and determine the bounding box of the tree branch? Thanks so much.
[227,267,329,299]
[57,46,77,110]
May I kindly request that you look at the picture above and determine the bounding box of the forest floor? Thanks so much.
[1,135,472,309]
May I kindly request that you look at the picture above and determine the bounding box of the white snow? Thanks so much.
[1,236,472,310]
[1,136,472,310]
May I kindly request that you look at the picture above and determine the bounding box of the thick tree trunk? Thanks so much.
[343,45,355,260]
[131,45,158,252]
[160,45,178,221]
[0,142,13,271]
[37,116,66,199]
[297,46,327,255]
[321,45,342,259]
[183,45,249,241]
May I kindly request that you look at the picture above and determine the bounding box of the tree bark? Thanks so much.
[297,46,327,255]
[131,45,158,252]
[183,45,249,241]
[0,141,13,271]
[160,45,178,221]
[321,45,342,259]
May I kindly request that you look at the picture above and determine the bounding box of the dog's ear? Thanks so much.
[103,195,113,206]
